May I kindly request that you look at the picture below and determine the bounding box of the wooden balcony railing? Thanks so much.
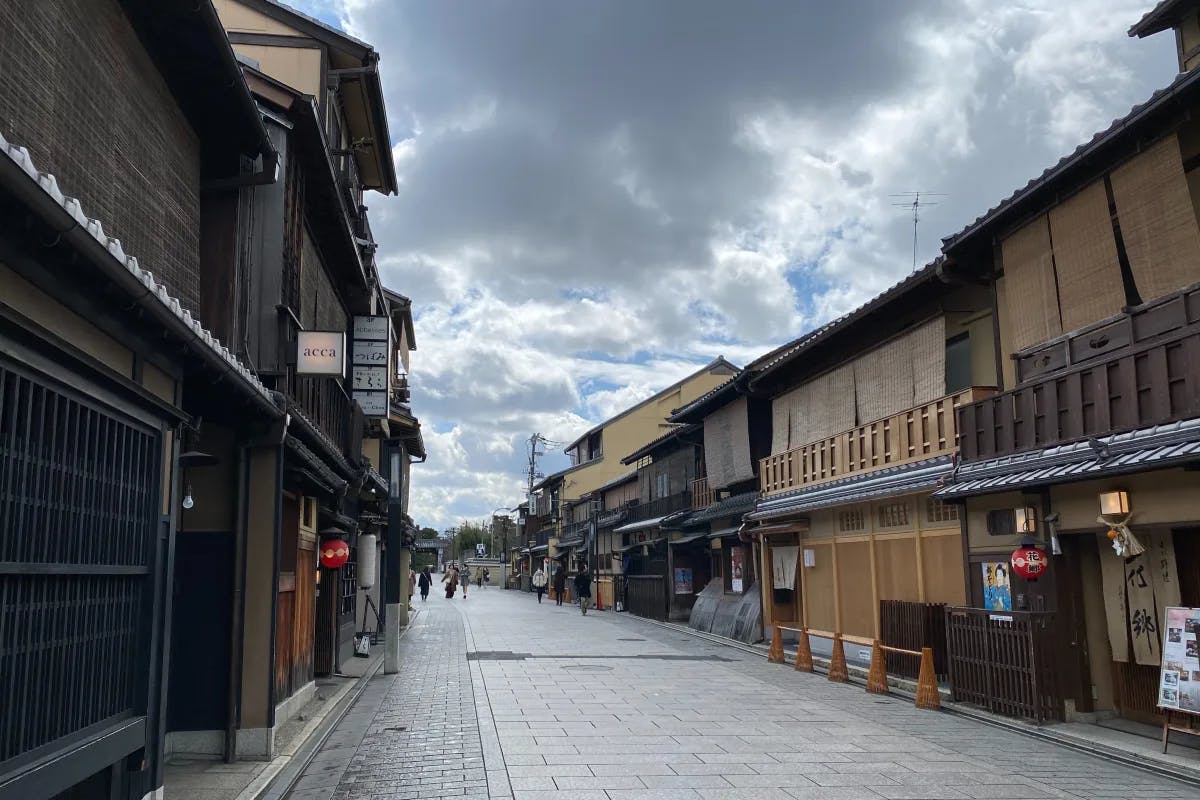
[958,328,1200,462]
[760,387,994,496]
[691,477,714,510]
[626,491,693,523]
[289,373,355,458]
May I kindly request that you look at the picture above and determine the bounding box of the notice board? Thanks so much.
[1158,607,1200,713]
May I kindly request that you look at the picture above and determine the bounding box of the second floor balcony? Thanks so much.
[760,387,995,496]
[625,490,693,522]
[691,477,714,510]
[958,286,1200,462]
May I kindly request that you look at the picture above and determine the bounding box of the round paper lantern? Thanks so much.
[320,538,350,569]
[1010,545,1047,581]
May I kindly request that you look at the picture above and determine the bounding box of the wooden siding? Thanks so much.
[958,292,1200,461]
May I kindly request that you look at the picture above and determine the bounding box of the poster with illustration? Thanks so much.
[982,562,1012,612]
[673,567,693,595]
[1159,607,1200,713]
[730,546,745,593]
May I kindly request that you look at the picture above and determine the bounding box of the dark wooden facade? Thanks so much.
[958,285,1200,461]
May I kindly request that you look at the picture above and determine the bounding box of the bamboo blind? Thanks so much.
[910,316,946,407]
[852,317,944,424]
[770,363,855,453]
[1110,134,1200,304]
[1000,214,1062,352]
[1048,180,1127,331]
[704,396,754,490]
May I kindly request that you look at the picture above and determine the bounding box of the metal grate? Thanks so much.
[0,360,161,762]
[339,557,357,617]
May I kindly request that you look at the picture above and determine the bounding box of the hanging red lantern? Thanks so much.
[1010,545,1047,581]
[320,538,350,569]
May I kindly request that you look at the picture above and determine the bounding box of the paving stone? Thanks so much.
[291,592,1199,800]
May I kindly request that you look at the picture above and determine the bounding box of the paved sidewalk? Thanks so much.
[289,590,1200,800]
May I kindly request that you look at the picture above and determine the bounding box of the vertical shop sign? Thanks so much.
[352,315,391,417]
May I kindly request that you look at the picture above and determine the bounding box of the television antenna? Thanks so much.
[890,192,947,272]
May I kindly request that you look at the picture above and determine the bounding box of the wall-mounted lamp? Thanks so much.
[182,485,195,510]
[1099,490,1130,516]
[1013,506,1038,533]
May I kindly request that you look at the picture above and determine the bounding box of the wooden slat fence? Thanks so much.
[944,607,1063,724]
[880,600,947,680]
[625,575,667,621]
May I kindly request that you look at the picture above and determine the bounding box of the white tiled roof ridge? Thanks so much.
[0,132,272,400]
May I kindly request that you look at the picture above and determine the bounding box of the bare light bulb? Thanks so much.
[182,484,195,510]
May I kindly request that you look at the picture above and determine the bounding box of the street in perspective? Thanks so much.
[6,2,1200,800]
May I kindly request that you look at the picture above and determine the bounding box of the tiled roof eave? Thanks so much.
[748,456,954,520]
[935,418,1200,499]
[0,133,278,413]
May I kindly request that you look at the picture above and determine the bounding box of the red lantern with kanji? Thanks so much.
[1010,545,1047,581]
[320,538,350,569]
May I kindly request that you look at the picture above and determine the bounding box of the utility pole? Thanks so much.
[384,444,410,675]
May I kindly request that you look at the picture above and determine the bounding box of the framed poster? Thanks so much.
[982,562,1012,612]
[1159,607,1200,713]
[730,546,745,593]
[674,567,693,595]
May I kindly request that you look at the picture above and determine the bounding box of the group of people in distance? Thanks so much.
[532,564,593,614]
[431,563,491,599]
[413,561,594,614]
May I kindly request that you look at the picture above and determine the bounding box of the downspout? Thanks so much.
[225,443,250,763]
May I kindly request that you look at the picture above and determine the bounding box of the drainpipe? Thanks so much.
[225,443,250,763]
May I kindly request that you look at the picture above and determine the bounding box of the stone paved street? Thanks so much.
[288,589,1200,800]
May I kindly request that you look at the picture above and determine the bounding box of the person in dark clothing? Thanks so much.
[573,565,593,615]
[552,567,567,606]
[418,567,432,601]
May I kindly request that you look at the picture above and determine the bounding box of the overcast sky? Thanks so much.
[295,0,1176,532]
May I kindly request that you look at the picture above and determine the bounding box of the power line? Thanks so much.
[890,192,947,272]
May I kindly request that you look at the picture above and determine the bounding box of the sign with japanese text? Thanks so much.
[351,315,390,418]
[1159,607,1200,714]
[296,331,345,376]
[1100,529,1180,666]
[352,365,388,391]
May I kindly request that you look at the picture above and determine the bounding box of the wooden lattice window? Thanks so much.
[877,502,910,528]
[925,497,960,524]
[838,509,866,532]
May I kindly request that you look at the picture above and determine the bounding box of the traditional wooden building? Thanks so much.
[743,261,996,656]
[614,424,703,620]
[935,5,1200,723]
[0,2,277,797]
[667,373,772,642]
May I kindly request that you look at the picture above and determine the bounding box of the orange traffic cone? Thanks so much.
[828,633,849,682]
[915,647,941,710]
[795,628,813,673]
[768,625,785,664]
[866,639,888,694]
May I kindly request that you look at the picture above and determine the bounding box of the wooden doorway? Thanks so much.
[275,496,316,704]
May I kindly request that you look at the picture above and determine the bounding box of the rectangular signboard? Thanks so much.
[352,365,388,391]
[296,331,345,376]
[353,391,389,416]
[352,339,389,366]
[353,315,390,341]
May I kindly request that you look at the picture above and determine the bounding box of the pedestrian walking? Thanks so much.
[574,565,593,615]
[409,568,416,610]
[418,567,432,601]
[532,567,547,603]
[552,567,566,606]
[461,566,469,599]
[441,566,458,599]
[476,568,483,589]
[483,567,491,588]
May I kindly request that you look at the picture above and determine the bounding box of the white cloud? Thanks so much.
[294,0,1178,529]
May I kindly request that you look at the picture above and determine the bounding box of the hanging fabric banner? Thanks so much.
[1099,529,1181,666]
[772,545,799,590]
